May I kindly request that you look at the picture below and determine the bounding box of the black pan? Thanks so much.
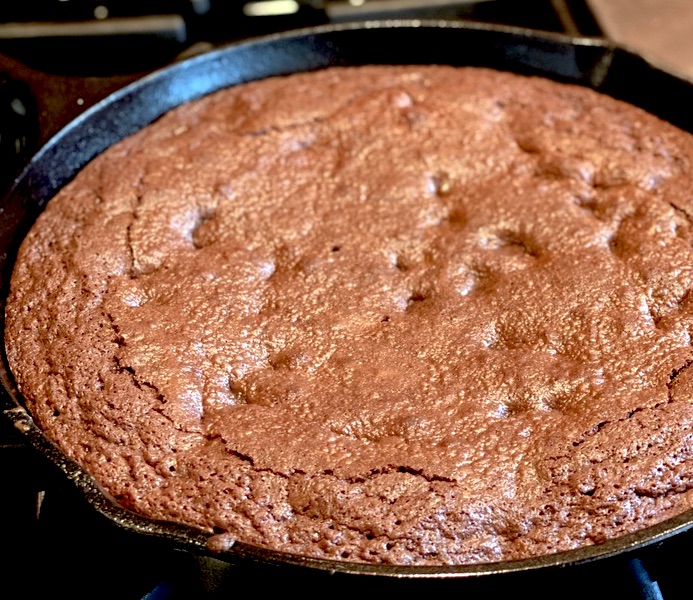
[3,20,693,583]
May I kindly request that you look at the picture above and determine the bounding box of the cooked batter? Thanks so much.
[7,66,693,565]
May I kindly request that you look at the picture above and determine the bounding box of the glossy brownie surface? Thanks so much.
[7,66,693,565]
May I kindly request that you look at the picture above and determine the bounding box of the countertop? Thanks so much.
[589,0,693,79]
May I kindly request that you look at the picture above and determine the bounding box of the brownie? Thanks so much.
[6,65,693,566]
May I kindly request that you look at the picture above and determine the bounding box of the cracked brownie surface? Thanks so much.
[7,65,693,565]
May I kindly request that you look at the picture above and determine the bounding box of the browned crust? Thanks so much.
[7,66,693,565]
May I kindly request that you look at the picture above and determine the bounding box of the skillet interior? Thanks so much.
[3,20,693,578]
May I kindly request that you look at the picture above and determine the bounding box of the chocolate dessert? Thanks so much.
[6,65,693,565]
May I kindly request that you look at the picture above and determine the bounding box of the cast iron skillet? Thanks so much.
[3,20,693,580]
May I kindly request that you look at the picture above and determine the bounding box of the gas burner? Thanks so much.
[0,1,602,77]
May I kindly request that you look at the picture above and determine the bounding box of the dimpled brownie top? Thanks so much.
[7,65,693,566]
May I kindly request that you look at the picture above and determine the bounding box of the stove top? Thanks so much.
[0,2,690,598]
[0,0,605,191]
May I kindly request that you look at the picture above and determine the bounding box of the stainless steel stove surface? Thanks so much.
[0,2,691,598]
